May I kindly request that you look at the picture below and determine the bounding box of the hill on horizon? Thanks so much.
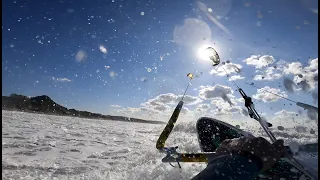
[2,93,164,124]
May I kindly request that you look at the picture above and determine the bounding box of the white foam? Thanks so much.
[2,110,318,179]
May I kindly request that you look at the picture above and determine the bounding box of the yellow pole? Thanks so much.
[156,101,184,149]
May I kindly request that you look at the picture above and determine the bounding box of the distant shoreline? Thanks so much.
[1,108,164,124]
[2,94,164,125]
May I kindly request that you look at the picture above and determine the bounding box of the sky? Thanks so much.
[2,0,318,127]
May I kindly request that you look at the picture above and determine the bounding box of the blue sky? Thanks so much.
[2,0,318,124]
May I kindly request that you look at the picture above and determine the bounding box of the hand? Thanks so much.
[215,137,285,172]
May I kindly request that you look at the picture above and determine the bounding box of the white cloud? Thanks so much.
[211,97,235,109]
[211,104,245,116]
[141,101,171,113]
[274,109,296,119]
[236,98,245,104]
[275,59,288,69]
[153,104,171,112]
[225,106,243,114]
[115,106,160,120]
[179,95,203,105]
[145,93,176,105]
[253,67,282,81]
[125,107,141,113]
[199,85,238,107]
[269,109,312,128]
[52,77,71,82]
[196,103,211,112]
[111,88,247,122]
[283,62,303,75]
[308,58,318,70]
[253,86,288,102]
[115,93,199,121]
[243,55,275,68]
[110,105,121,108]
[115,89,242,121]
[199,84,233,100]
[253,60,287,81]
[210,63,242,76]
[141,93,202,108]
[284,58,318,90]
[229,75,245,81]
[181,107,190,114]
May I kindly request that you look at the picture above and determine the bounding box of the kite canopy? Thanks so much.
[205,47,220,66]
[187,73,194,79]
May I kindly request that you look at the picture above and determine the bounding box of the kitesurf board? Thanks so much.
[196,117,312,180]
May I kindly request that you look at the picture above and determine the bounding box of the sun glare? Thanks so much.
[198,47,208,61]
[197,44,216,61]
[197,44,222,66]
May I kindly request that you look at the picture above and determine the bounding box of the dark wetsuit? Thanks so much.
[194,117,262,180]
[191,154,262,180]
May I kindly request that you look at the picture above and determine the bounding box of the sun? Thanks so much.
[197,44,221,66]
[197,44,215,61]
